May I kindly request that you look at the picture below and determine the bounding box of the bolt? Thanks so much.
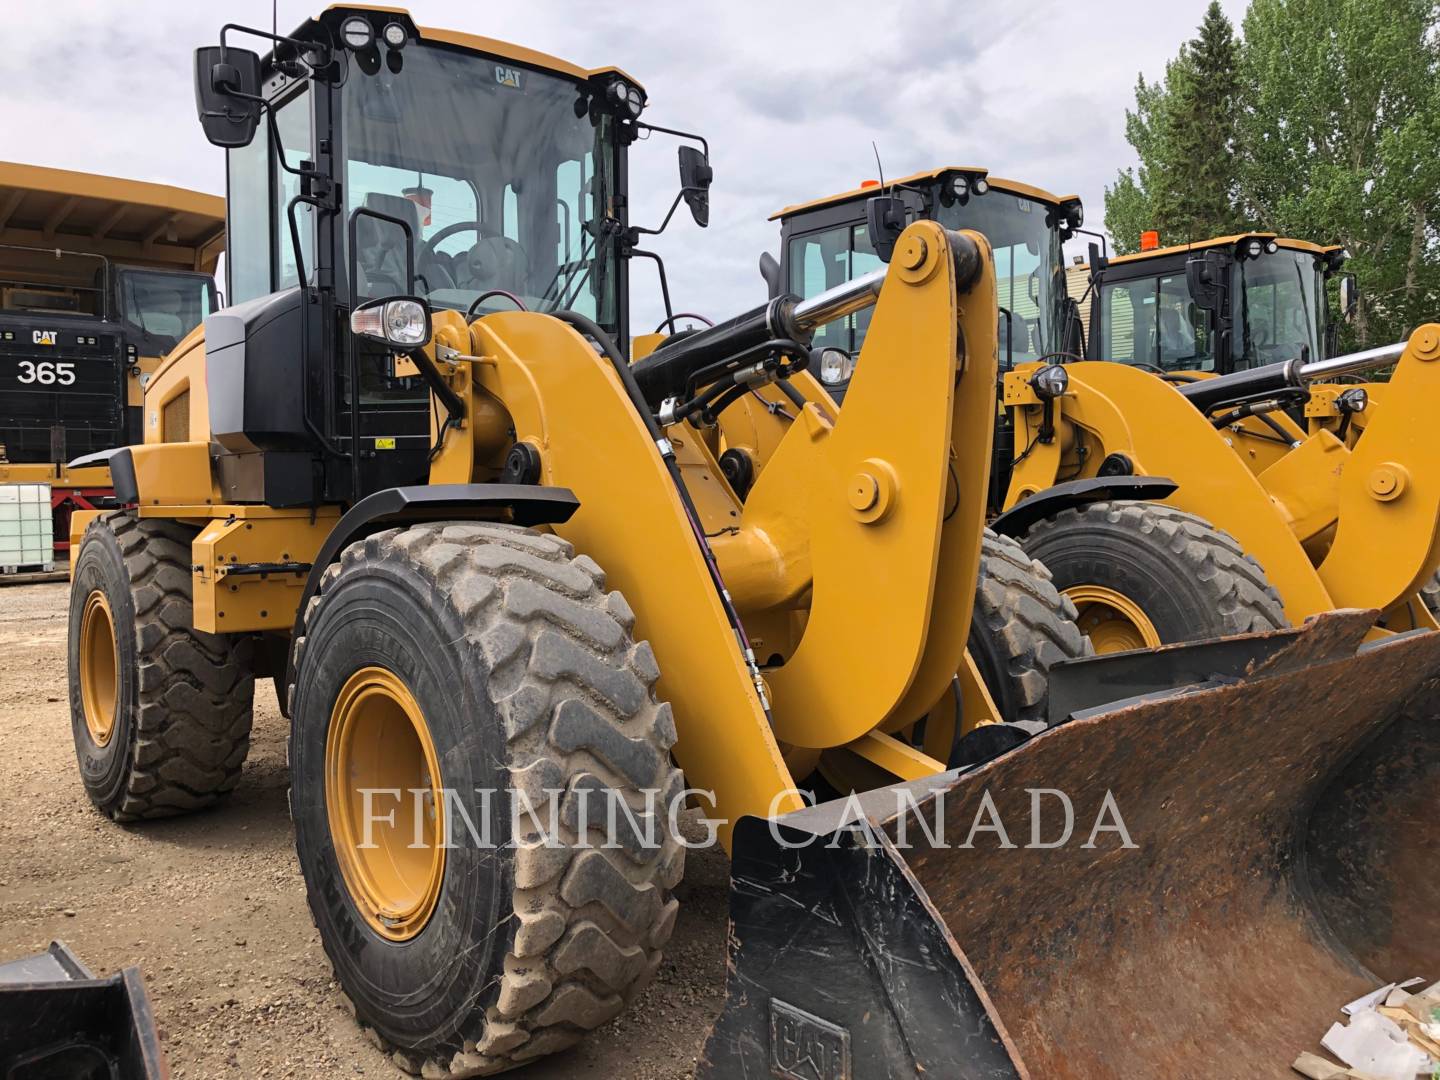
[848,472,879,511]
[897,235,928,271]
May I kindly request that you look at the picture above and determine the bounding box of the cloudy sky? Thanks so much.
[2,0,1244,330]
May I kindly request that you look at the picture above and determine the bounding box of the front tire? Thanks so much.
[67,511,255,820]
[968,529,1091,731]
[289,522,683,1076]
[1020,501,1286,652]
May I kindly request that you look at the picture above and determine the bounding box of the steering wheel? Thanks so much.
[419,220,484,260]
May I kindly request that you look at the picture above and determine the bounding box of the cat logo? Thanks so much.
[494,64,523,90]
[32,330,57,346]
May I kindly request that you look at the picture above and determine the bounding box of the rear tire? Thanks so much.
[67,511,255,820]
[1019,501,1286,652]
[968,529,1091,732]
[289,522,683,1076]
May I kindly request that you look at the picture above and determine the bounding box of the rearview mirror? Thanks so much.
[1338,273,1359,321]
[1185,251,1224,314]
[194,46,263,148]
[759,251,781,300]
[865,194,906,263]
[678,146,712,228]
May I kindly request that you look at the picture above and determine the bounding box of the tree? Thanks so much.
[1104,2,1246,254]
[1235,0,1440,346]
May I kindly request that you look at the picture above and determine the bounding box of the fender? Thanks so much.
[279,483,579,714]
[989,476,1179,538]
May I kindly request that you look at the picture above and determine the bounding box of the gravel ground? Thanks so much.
[0,581,729,1078]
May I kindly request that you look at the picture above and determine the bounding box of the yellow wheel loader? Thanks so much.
[1087,231,1370,444]
[762,174,1440,650]
[61,15,1440,1080]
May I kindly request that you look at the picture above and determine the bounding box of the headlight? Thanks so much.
[1030,363,1069,399]
[1337,387,1369,413]
[950,176,969,200]
[972,176,990,195]
[1065,199,1084,228]
[817,347,856,386]
[1245,238,1263,259]
[1265,239,1279,254]
[351,297,431,348]
[340,16,375,49]
[381,21,408,48]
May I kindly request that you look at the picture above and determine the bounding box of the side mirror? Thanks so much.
[759,251,781,301]
[678,146,712,228]
[865,194,906,263]
[1087,240,1108,274]
[194,46,263,148]
[1186,251,1223,314]
[1339,273,1359,322]
[350,296,432,349]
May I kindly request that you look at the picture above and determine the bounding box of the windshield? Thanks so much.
[784,186,1066,363]
[1231,249,1324,370]
[933,188,1065,365]
[116,268,216,355]
[1098,270,1215,372]
[343,44,619,335]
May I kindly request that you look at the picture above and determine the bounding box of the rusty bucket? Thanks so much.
[700,610,1439,1079]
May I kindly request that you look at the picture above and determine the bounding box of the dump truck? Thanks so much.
[0,162,224,559]
[59,11,1439,1079]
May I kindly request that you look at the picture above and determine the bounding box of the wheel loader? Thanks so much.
[1087,230,1373,445]
[58,12,1439,1080]
[761,172,1440,651]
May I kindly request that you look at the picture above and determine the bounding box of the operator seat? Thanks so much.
[460,225,530,295]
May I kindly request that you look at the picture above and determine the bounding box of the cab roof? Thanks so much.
[0,161,225,273]
[1107,232,1344,266]
[329,5,644,92]
[771,166,1076,222]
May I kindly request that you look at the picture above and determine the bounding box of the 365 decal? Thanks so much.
[16,360,76,385]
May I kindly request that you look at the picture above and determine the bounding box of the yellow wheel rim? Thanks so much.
[325,667,446,942]
[1065,584,1162,654]
[79,590,119,747]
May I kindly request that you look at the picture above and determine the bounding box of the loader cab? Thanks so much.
[194,7,691,509]
[1088,234,1346,375]
[771,168,1081,401]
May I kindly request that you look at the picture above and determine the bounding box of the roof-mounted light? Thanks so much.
[607,78,645,118]
[1244,238,1264,259]
[381,21,408,49]
[972,177,990,195]
[1265,239,1279,254]
[340,16,375,50]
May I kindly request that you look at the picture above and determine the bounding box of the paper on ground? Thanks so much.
[1321,1010,1433,1080]
[1344,980,1426,1017]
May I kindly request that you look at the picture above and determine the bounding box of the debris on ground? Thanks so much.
[1296,979,1440,1080]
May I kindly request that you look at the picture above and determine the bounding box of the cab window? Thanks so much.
[786,222,881,354]
[1099,272,1214,372]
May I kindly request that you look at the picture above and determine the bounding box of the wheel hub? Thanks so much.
[78,590,119,747]
[325,666,446,941]
[1064,584,1162,654]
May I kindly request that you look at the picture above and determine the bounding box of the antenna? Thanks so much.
[272,0,278,39]
[872,141,886,191]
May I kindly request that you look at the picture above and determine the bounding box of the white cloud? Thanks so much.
[0,0,1247,330]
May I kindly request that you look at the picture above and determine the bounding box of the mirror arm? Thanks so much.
[630,189,688,239]
[633,122,709,159]
[220,22,330,72]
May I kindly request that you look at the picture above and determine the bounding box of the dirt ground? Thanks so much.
[0,581,730,1078]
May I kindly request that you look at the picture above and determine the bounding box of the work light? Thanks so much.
[340,16,374,49]
[1031,363,1069,399]
[817,348,855,386]
[382,22,407,48]
[351,297,431,348]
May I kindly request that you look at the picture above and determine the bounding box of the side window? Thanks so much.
[273,88,314,291]
[1100,281,1143,363]
[226,134,268,304]
[554,152,597,318]
[1156,273,1211,369]
[503,184,519,243]
[786,223,879,354]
